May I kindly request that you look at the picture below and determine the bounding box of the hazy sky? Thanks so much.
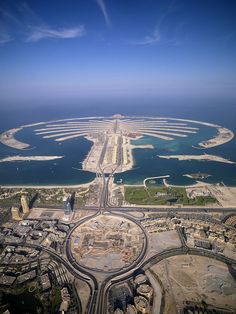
[0,0,236,103]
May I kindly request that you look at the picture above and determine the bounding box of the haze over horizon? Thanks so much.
[0,0,236,106]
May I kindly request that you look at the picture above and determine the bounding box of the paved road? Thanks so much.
[99,245,236,314]
[5,242,95,313]
[86,130,236,313]
[3,127,236,313]
[110,206,236,212]
[64,207,149,314]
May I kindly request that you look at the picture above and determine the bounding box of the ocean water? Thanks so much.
[0,99,236,186]
[0,127,95,185]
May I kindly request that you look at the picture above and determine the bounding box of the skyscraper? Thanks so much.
[63,196,72,215]
[21,195,29,214]
[11,207,22,220]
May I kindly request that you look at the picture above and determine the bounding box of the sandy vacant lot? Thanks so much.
[147,230,182,259]
[151,255,236,314]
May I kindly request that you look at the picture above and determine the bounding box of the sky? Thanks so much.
[0,0,236,106]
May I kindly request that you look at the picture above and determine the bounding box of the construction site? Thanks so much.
[70,215,145,272]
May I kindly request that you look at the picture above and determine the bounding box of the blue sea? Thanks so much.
[0,97,236,186]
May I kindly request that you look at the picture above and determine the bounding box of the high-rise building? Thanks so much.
[11,207,22,220]
[63,196,72,215]
[21,195,29,214]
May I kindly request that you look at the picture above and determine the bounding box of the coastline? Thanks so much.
[0,178,96,189]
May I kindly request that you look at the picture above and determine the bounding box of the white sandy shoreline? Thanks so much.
[0,179,96,189]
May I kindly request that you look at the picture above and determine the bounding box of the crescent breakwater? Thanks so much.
[198,127,234,148]
[0,128,30,150]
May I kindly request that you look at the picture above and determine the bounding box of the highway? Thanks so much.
[8,231,236,314]
[62,127,149,313]
[109,206,236,213]
[64,207,149,313]
[98,243,236,314]
[7,126,236,314]
[82,127,236,313]
[4,241,96,313]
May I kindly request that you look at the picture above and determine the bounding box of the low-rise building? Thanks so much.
[59,287,71,313]
[0,274,16,286]
[134,274,148,286]
[114,309,124,314]
[40,273,51,291]
[126,304,138,314]
[59,300,69,313]
[137,284,153,300]
[17,270,36,284]
[194,239,212,250]
[134,296,150,314]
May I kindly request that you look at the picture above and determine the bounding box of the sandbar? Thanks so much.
[158,154,236,164]
[0,155,64,163]
[130,144,154,149]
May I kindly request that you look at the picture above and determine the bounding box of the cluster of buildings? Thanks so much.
[181,302,233,314]
[0,245,43,289]
[0,191,78,313]
[0,218,78,313]
[223,214,236,228]
[114,273,153,314]
[0,218,68,254]
[0,252,76,313]
[186,187,211,199]
[141,213,236,252]
[0,245,39,266]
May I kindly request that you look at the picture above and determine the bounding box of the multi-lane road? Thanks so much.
[73,130,236,313]
[7,129,236,314]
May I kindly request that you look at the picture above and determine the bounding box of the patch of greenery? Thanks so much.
[50,288,62,312]
[125,186,216,206]
[0,187,88,208]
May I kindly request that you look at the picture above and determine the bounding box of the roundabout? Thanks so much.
[69,214,146,272]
